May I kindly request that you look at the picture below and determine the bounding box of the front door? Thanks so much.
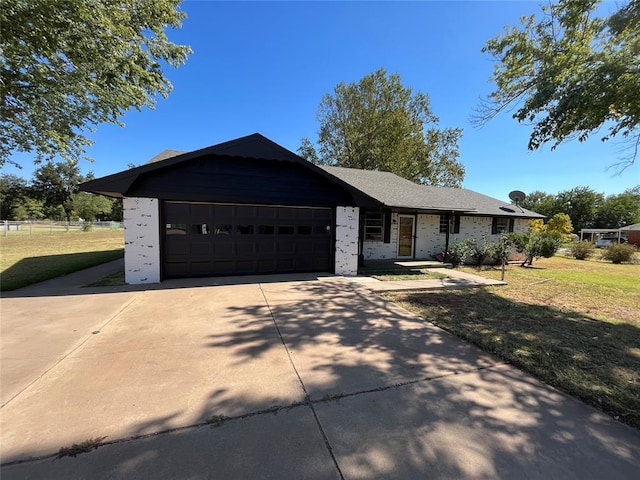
[397,215,415,258]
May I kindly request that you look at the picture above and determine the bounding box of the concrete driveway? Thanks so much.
[1,271,639,479]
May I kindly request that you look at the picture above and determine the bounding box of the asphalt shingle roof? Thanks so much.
[320,166,543,218]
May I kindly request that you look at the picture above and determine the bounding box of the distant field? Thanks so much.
[0,230,124,291]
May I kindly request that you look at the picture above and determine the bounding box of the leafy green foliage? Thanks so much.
[0,0,191,167]
[602,243,638,264]
[521,185,639,230]
[299,68,465,186]
[0,174,27,219]
[506,231,562,266]
[478,0,640,168]
[520,191,558,218]
[471,235,499,266]
[73,192,116,221]
[596,186,640,228]
[556,187,604,232]
[446,238,475,267]
[569,241,595,260]
[31,160,86,221]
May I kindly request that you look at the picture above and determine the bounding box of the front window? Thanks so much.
[364,212,384,241]
[440,215,460,234]
[492,217,510,234]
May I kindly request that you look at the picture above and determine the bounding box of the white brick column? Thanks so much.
[123,197,161,284]
[335,206,359,276]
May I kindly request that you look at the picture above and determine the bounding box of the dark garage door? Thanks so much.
[163,202,333,278]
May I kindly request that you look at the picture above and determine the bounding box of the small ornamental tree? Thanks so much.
[546,213,574,241]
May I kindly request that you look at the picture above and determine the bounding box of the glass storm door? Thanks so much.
[397,215,415,258]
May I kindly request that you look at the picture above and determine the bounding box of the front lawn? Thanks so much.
[0,230,124,291]
[384,256,640,429]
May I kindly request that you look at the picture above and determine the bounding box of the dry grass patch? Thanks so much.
[384,256,640,429]
[372,270,449,281]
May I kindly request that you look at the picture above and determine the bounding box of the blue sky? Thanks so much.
[4,0,639,201]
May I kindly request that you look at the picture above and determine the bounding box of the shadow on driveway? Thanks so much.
[1,278,639,479]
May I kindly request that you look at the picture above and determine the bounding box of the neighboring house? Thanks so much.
[620,223,640,246]
[80,133,543,284]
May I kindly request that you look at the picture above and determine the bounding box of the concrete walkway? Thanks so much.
[347,267,506,292]
[1,267,638,479]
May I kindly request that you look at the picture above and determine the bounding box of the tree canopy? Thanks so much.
[31,160,88,221]
[0,0,191,168]
[477,0,640,169]
[299,68,465,187]
[519,185,640,231]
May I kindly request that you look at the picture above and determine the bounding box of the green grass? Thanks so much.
[384,256,640,429]
[0,230,124,291]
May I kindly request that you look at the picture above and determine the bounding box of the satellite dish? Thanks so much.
[509,190,526,204]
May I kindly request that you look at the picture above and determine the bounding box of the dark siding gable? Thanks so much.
[127,156,355,207]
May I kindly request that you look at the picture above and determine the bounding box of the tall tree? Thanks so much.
[519,190,559,217]
[1,0,191,167]
[72,192,115,221]
[556,186,604,232]
[595,186,640,228]
[0,174,27,219]
[299,68,465,187]
[31,160,86,222]
[477,0,640,169]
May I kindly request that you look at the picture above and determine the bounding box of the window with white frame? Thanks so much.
[439,215,449,234]
[364,212,384,241]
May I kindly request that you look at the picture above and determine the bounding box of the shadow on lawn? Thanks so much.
[1,250,123,291]
[392,288,640,429]
[2,280,639,478]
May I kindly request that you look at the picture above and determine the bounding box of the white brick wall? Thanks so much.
[123,197,160,284]
[335,206,359,276]
[363,213,532,261]
[415,214,446,258]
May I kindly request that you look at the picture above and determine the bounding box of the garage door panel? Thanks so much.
[236,242,256,255]
[258,259,277,272]
[190,242,211,256]
[296,240,314,254]
[190,261,214,275]
[213,260,235,275]
[213,243,234,256]
[257,241,277,254]
[165,237,190,255]
[277,259,295,271]
[163,202,332,278]
[278,242,295,254]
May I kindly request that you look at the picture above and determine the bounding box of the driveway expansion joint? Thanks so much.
[258,283,345,480]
